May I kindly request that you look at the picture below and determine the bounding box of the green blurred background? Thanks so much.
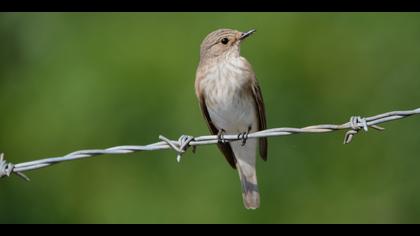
[0,13,420,223]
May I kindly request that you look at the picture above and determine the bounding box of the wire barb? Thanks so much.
[0,107,419,180]
[159,135,195,163]
[0,153,30,181]
[344,116,368,144]
[0,153,13,178]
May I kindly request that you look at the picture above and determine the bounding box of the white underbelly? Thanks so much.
[200,57,258,134]
[207,94,257,133]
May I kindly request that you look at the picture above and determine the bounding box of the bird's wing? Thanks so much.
[251,79,268,161]
[198,95,237,169]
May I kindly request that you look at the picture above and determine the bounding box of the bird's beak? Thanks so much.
[239,29,256,40]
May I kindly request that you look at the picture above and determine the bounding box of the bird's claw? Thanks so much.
[238,130,250,146]
[217,129,226,144]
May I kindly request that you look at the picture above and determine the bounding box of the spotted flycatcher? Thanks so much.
[195,28,268,209]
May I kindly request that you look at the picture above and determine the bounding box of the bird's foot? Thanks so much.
[238,127,251,146]
[217,129,226,144]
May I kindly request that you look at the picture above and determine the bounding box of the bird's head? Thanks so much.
[199,28,256,61]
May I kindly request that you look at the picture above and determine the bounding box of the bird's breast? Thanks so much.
[199,59,257,132]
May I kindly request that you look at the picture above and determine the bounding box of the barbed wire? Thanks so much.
[1,107,419,181]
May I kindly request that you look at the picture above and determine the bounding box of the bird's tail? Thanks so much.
[236,157,260,210]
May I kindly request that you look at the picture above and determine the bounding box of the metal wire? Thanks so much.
[1,107,419,181]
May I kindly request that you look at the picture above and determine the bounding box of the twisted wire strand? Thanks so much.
[1,107,419,181]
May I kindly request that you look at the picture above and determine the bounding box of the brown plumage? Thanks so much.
[195,28,268,209]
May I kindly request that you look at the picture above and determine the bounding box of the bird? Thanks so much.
[195,28,268,209]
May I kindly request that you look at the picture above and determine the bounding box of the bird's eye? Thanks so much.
[221,38,229,45]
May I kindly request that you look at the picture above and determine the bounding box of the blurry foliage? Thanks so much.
[0,13,420,223]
